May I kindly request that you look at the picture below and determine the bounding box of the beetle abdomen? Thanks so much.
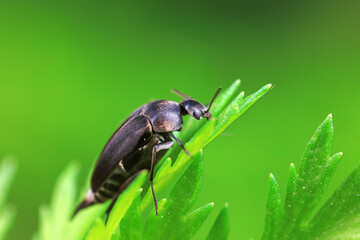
[93,135,167,203]
[94,162,130,202]
[91,115,153,192]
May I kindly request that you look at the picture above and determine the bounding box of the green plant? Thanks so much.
[0,157,17,240]
[10,82,360,239]
[33,80,272,239]
[262,114,360,240]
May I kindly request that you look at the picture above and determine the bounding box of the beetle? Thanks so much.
[74,87,221,216]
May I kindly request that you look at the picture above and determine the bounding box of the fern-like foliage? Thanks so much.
[206,203,230,240]
[34,80,272,240]
[0,157,17,240]
[262,114,360,240]
[117,151,212,240]
[33,163,110,240]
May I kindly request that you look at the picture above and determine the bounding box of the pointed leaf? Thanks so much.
[308,156,360,239]
[262,174,284,240]
[204,83,272,146]
[51,163,79,240]
[85,218,105,240]
[282,163,298,236]
[67,203,110,240]
[143,151,209,240]
[36,163,79,240]
[283,114,339,236]
[206,203,230,240]
[183,203,214,239]
[0,206,15,240]
[0,157,17,240]
[165,152,203,216]
[119,190,143,240]
[38,206,52,240]
[0,157,17,209]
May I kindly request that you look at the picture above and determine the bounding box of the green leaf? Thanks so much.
[143,151,214,240]
[308,156,360,240]
[203,83,272,147]
[119,190,143,240]
[67,203,110,240]
[86,171,147,240]
[283,162,298,234]
[282,114,340,237]
[52,163,78,239]
[0,206,15,240]
[0,157,17,210]
[207,203,230,240]
[38,205,52,240]
[260,114,360,240]
[35,162,109,240]
[0,157,17,240]
[161,151,204,216]
[37,163,78,240]
[262,174,284,240]
[85,218,105,240]
[183,203,214,239]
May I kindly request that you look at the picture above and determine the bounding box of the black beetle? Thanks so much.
[74,87,221,216]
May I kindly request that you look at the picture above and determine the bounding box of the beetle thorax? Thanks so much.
[142,100,183,133]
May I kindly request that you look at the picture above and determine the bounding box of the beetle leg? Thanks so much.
[150,140,174,215]
[169,132,192,157]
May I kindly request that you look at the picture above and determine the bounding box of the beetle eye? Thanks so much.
[193,109,202,120]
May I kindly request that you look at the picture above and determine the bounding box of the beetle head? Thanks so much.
[174,87,221,120]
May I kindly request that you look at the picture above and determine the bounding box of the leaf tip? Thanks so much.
[266,83,273,89]
[138,169,149,176]
[235,79,241,84]
[324,113,334,125]
[269,173,279,186]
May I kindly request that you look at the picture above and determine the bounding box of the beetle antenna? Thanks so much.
[206,87,222,113]
[171,89,191,99]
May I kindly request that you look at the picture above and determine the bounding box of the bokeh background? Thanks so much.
[1,0,360,239]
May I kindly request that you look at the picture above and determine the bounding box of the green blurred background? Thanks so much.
[1,0,360,239]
